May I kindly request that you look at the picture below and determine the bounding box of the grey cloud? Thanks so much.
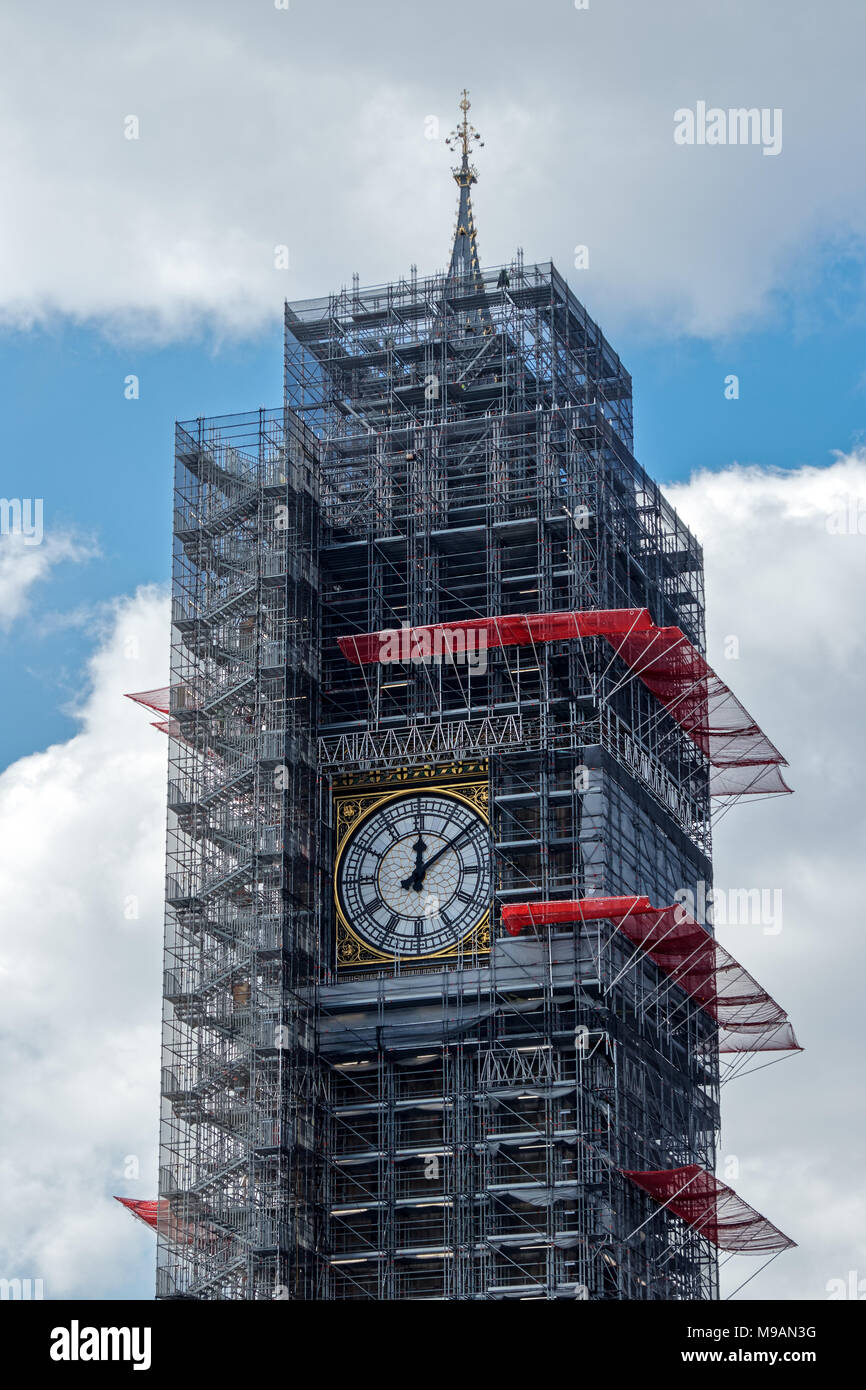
[1,1,864,340]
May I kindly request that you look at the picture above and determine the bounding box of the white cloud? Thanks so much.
[667,451,866,1299]
[1,1,865,341]
[0,586,167,1298]
[0,530,97,631]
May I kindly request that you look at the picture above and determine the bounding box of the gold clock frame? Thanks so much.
[333,772,490,969]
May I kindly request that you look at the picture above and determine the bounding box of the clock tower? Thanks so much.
[156,93,796,1300]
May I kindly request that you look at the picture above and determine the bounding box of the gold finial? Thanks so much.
[445,89,484,182]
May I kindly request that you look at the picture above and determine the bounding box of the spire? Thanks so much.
[445,90,485,288]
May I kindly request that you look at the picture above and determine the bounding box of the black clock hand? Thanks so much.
[400,801,429,890]
[412,822,474,880]
[400,833,429,890]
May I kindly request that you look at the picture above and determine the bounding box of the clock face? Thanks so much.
[336,790,491,959]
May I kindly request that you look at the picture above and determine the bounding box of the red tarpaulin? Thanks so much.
[501,896,651,936]
[622,1165,795,1253]
[337,608,653,665]
[335,607,790,799]
[501,896,800,1054]
[114,1197,162,1232]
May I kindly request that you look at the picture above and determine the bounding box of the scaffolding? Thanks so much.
[150,124,796,1296]
[157,408,325,1299]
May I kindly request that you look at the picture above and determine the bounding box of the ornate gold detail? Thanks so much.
[333,760,487,793]
[336,917,384,967]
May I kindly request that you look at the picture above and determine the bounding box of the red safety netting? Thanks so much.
[501,896,800,1054]
[336,607,790,799]
[337,608,653,665]
[114,1197,162,1232]
[125,689,183,737]
[604,623,791,798]
[621,1165,795,1253]
[114,1197,198,1246]
[125,688,171,715]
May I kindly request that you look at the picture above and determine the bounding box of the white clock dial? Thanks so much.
[336,791,491,958]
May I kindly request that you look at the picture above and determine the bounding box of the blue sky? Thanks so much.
[0,324,281,767]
